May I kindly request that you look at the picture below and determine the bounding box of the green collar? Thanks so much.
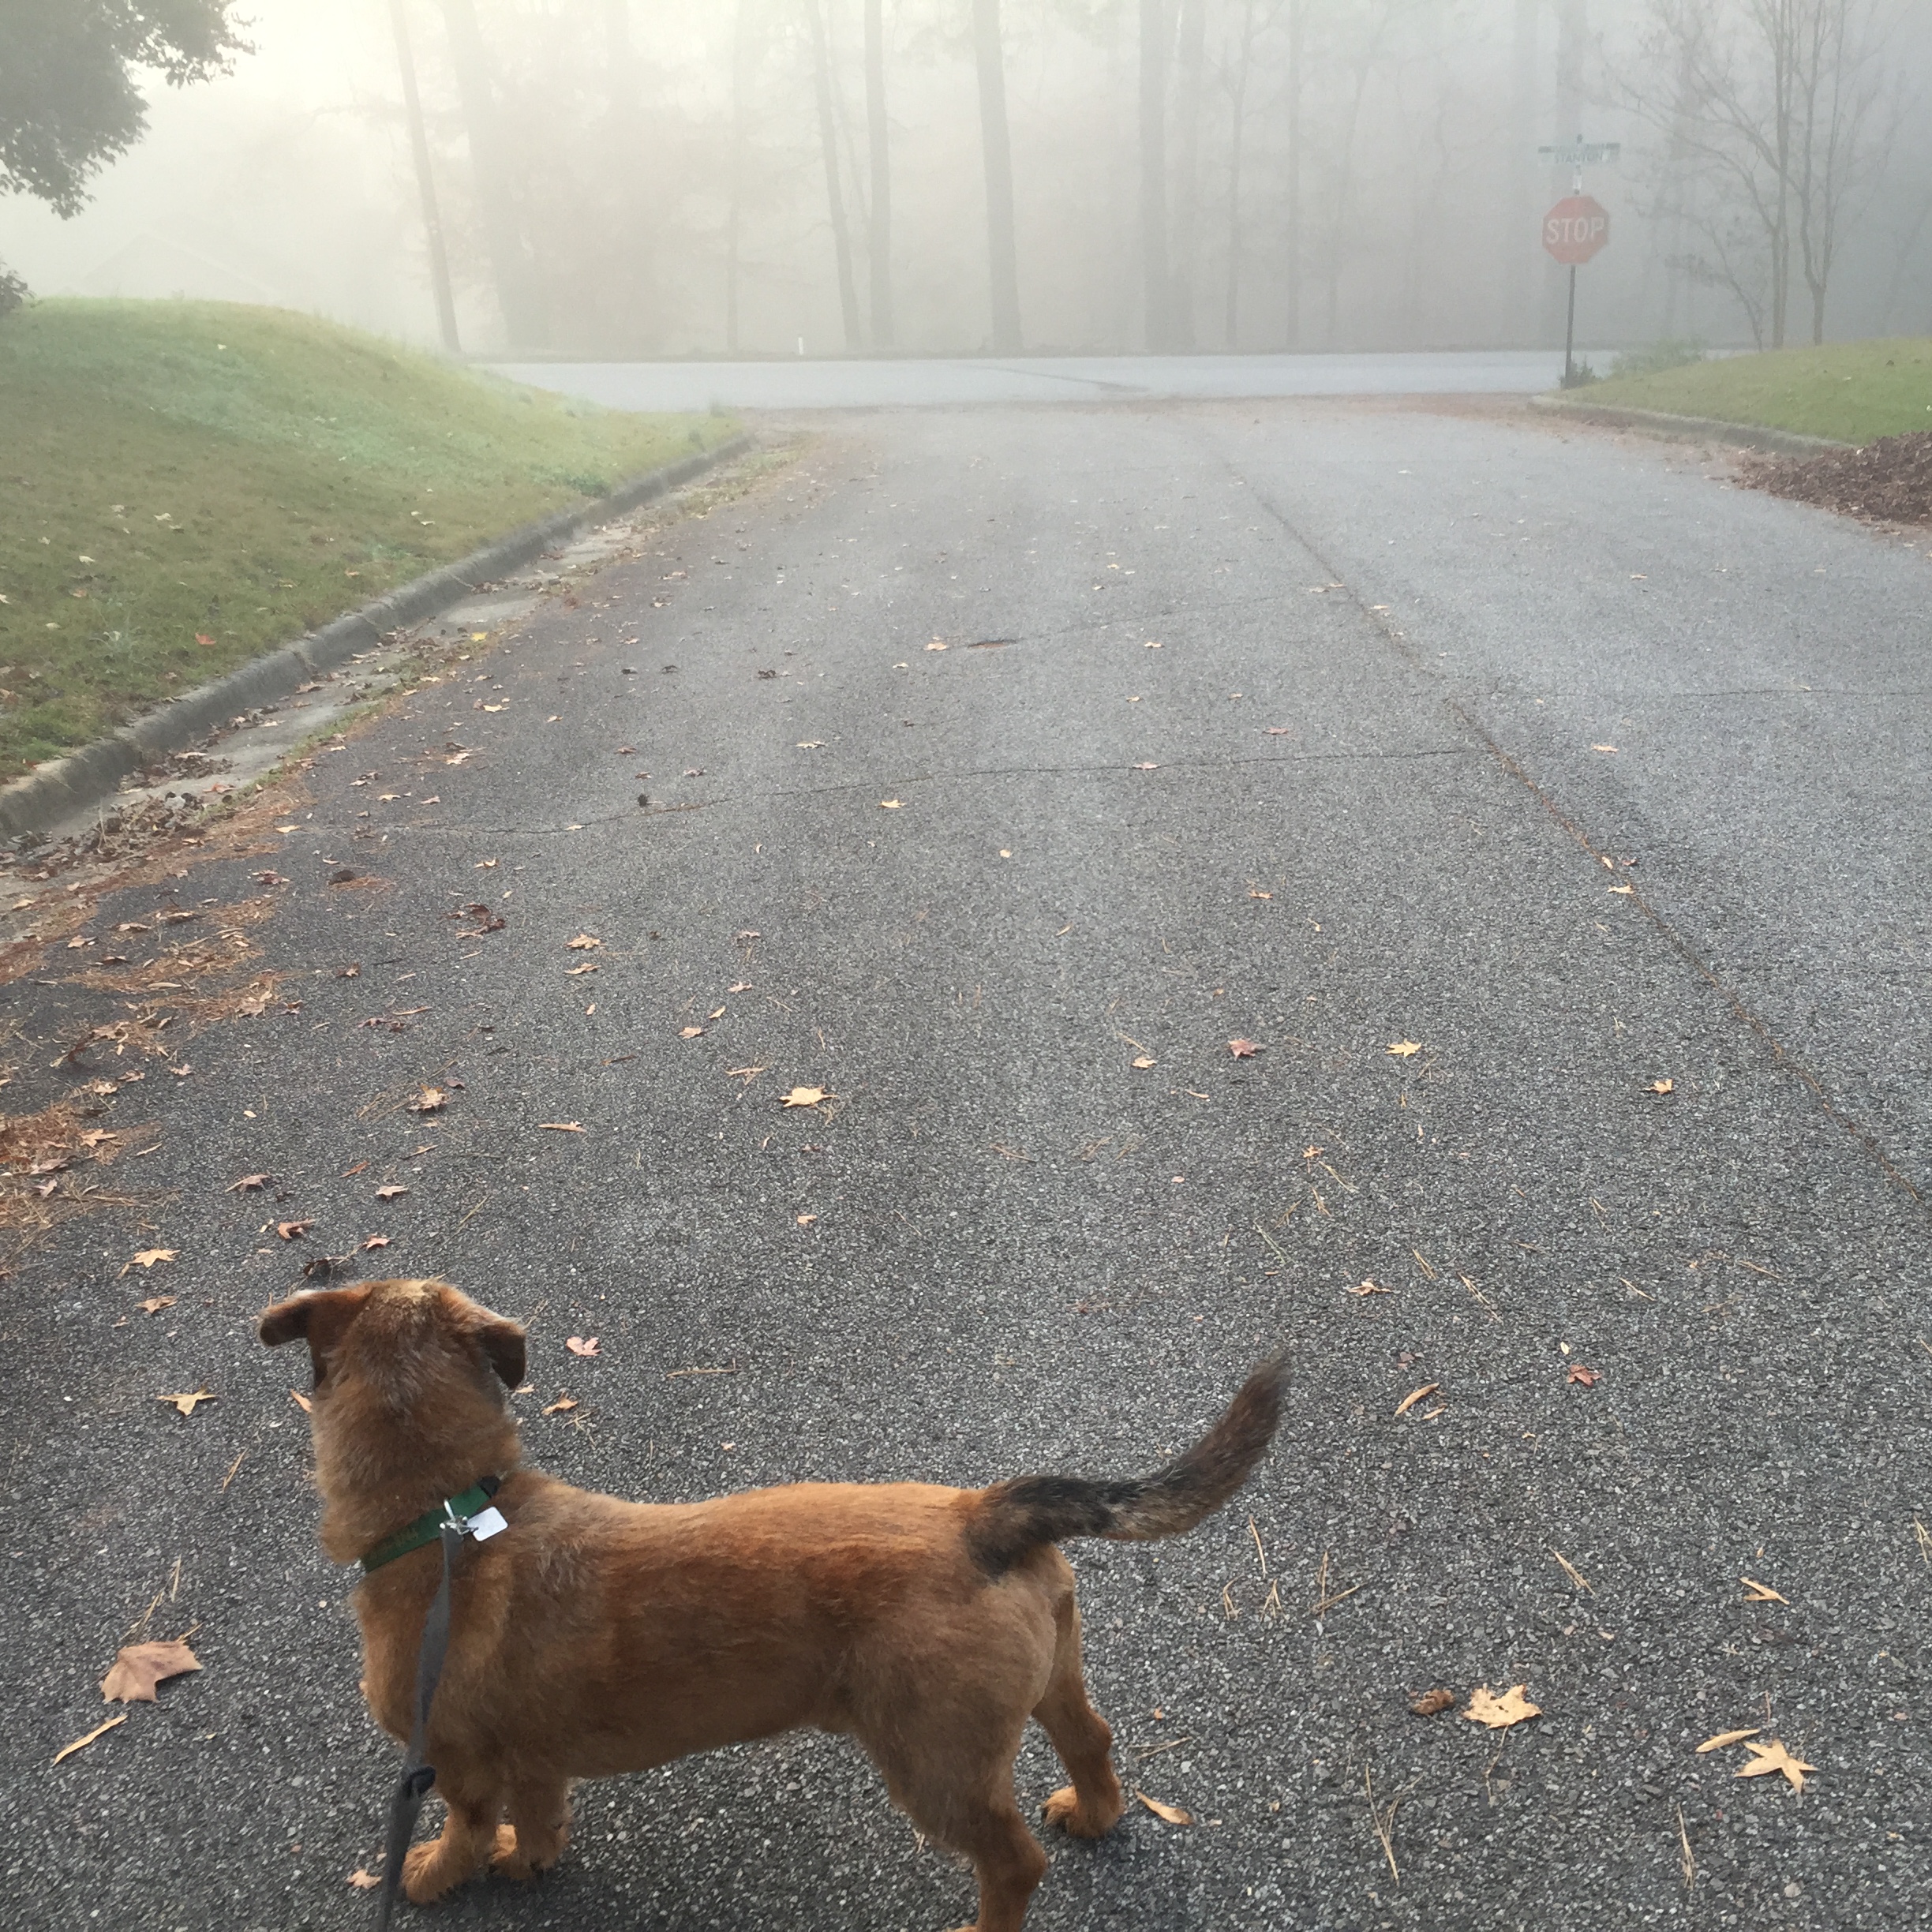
[360,1477,502,1574]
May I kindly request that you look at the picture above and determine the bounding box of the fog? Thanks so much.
[4,0,1928,358]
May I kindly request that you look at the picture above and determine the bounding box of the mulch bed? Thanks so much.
[1739,429,1932,525]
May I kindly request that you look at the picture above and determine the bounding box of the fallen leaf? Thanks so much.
[1130,762,1160,771]
[1347,1279,1391,1296]
[373,1185,409,1202]
[567,934,601,950]
[1740,1576,1788,1604]
[566,1336,600,1357]
[1134,1791,1193,1826]
[728,981,752,993]
[227,1174,269,1193]
[410,1088,446,1114]
[158,1389,216,1417]
[1410,1689,1455,1717]
[541,1395,578,1415]
[1609,883,1635,895]
[781,1086,827,1109]
[879,798,903,810]
[924,639,948,651]
[1647,1078,1674,1095]
[680,1026,705,1039]
[1132,1055,1155,1069]
[538,1121,586,1133]
[1387,1040,1422,1058]
[1593,743,1619,753]
[347,1869,382,1891]
[1463,1684,1541,1730]
[290,1388,313,1413]
[99,1638,203,1704]
[1697,1727,1762,1754]
[565,963,597,976]
[796,1213,818,1226]
[1566,1363,1601,1387]
[277,1219,314,1240]
[1228,1038,1262,1058]
[1736,1738,1816,1793]
[125,1249,178,1271]
[52,1713,127,1764]
[138,1297,176,1315]
[1394,1383,1439,1417]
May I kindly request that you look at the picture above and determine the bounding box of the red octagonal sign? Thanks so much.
[1544,195,1610,265]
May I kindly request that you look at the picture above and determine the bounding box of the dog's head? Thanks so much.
[259,1278,525,1563]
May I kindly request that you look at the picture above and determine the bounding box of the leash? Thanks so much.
[368,1485,508,1931]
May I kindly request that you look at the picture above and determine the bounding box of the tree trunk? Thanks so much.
[864,0,893,349]
[1284,0,1303,347]
[804,0,863,352]
[390,0,460,354]
[1507,0,1537,345]
[1170,0,1206,350]
[725,0,751,353]
[971,0,1023,352]
[438,0,548,350]
[1222,0,1257,347]
[1139,0,1171,350]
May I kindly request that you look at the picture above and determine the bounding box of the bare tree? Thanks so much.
[1219,0,1265,346]
[864,0,893,346]
[390,0,460,352]
[1170,0,1208,348]
[971,0,1024,351]
[804,0,863,349]
[1139,0,1173,348]
[1619,0,1900,346]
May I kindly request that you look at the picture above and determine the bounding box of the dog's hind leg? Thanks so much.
[493,1775,573,1879]
[1033,1597,1125,1839]
[402,1774,504,1903]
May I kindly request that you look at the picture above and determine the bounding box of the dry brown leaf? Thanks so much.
[1131,1055,1155,1069]
[363,1234,391,1250]
[1228,1038,1262,1058]
[1696,1727,1762,1754]
[1410,1689,1455,1717]
[537,1121,585,1133]
[226,1174,268,1193]
[410,1088,446,1114]
[1386,1040,1422,1058]
[375,1185,409,1201]
[125,1249,177,1271]
[1740,1576,1788,1604]
[290,1388,313,1413]
[1736,1738,1816,1792]
[52,1713,126,1764]
[158,1389,215,1417]
[1394,1383,1439,1417]
[680,1026,705,1039]
[138,1296,176,1316]
[565,963,597,976]
[781,1086,827,1109]
[566,1335,600,1357]
[796,1212,818,1226]
[1134,1791,1193,1825]
[1463,1684,1541,1730]
[879,798,903,810]
[541,1395,578,1415]
[277,1219,314,1240]
[99,1638,201,1704]
[567,934,601,950]
[1567,1363,1601,1387]
[1648,1078,1675,1095]
[1347,1279,1391,1296]
[346,1869,382,1891]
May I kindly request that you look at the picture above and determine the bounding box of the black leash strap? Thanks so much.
[373,1522,466,1932]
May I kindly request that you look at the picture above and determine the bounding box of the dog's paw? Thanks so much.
[402,1840,460,1904]
[491,1820,567,1881]
[1041,1785,1119,1839]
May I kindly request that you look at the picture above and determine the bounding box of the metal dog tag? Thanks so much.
[466,1506,508,1541]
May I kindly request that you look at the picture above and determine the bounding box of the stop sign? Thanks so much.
[1544,195,1610,265]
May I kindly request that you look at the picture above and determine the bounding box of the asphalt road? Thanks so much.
[491,351,1581,413]
[5,399,1930,1932]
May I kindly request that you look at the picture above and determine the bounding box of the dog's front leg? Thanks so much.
[494,1777,574,1879]
[402,1775,504,1904]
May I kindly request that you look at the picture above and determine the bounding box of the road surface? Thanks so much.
[6,396,1928,1931]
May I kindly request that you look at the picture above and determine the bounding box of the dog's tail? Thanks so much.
[964,1353,1288,1575]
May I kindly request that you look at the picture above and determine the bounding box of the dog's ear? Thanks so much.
[449,1292,526,1389]
[258,1284,375,1384]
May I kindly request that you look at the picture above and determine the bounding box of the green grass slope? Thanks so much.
[0,300,721,782]
[1582,338,1932,445]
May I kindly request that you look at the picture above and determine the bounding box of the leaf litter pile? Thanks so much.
[1739,430,1932,526]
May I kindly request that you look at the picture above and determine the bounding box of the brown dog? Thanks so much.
[261,1278,1285,1930]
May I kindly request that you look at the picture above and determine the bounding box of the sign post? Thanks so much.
[1537,137,1618,388]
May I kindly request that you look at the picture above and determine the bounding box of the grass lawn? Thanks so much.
[0,300,724,783]
[1582,337,1932,445]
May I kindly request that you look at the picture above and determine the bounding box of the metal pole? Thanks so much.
[1563,264,1577,387]
[390,0,461,354]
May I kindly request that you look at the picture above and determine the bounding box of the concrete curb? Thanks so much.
[0,432,752,841]
[1530,395,1853,458]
